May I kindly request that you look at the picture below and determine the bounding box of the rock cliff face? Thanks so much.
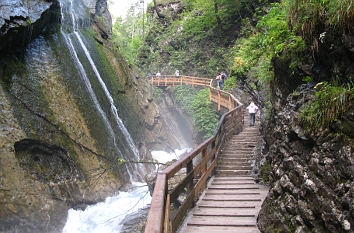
[258,84,353,232]
[257,34,354,232]
[0,0,177,232]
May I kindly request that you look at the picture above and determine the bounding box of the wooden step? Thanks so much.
[213,176,253,181]
[219,155,254,159]
[212,181,255,186]
[216,170,251,176]
[212,180,255,184]
[218,158,253,162]
[216,166,251,170]
[187,216,257,227]
[203,196,262,201]
[206,190,260,195]
[218,163,252,167]
[198,201,257,208]
[208,185,259,190]
[185,226,260,233]
[193,208,257,217]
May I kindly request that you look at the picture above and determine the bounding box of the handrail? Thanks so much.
[145,75,244,233]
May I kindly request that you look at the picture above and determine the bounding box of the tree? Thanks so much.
[153,0,165,19]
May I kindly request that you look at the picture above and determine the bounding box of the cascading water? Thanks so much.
[59,0,154,231]
[59,0,145,181]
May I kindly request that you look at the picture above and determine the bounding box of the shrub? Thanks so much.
[300,81,353,130]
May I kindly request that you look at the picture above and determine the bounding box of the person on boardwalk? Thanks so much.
[175,69,180,76]
[220,72,226,89]
[216,74,222,89]
[246,101,258,127]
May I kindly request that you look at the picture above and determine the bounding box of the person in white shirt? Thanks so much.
[246,101,259,127]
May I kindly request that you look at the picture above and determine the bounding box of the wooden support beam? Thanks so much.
[145,173,167,233]
[163,194,171,233]
[218,91,221,111]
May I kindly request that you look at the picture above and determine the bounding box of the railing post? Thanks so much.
[209,88,212,102]
[151,76,154,85]
[228,95,232,111]
[217,91,221,111]
[201,148,207,189]
[164,194,171,233]
[192,77,195,87]
[186,160,194,196]
[180,76,183,85]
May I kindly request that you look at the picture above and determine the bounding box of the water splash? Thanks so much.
[62,183,151,233]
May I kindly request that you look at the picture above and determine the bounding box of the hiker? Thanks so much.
[246,101,259,127]
[221,72,226,89]
[175,70,180,76]
[216,74,221,88]
[156,72,161,78]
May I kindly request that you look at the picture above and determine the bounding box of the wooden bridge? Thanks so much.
[145,75,267,233]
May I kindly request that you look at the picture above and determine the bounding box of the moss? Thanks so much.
[260,160,271,184]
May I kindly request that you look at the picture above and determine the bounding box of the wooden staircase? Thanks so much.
[181,122,268,233]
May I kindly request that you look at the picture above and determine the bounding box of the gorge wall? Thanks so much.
[257,25,354,232]
[0,0,180,232]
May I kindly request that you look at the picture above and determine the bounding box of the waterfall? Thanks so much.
[59,0,145,181]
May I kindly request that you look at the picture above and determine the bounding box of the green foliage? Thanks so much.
[111,5,148,65]
[173,86,219,138]
[302,76,313,83]
[260,160,271,184]
[286,0,354,39]
[174,86,198,115]
[138,0,259,76]
[152,86,164,103]
[228,2,305,85]
[223,76,237,91]
[300,82,353,130]
[117,157,127,165]
[191,89,219,138]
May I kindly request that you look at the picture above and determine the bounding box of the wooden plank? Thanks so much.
[163,194,171,233]
[186,161,194,193]
[185,226,261,233]
[208,185,259,190]
[145,173,167,233]
[203,196,262,201]
[187,216,257,227]
[198,201,257,208]
[193,208,257,217]
[205,190,260,195]
[193,145,216,177]
[194,158,217,197]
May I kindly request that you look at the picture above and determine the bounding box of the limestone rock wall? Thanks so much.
[258,84,353,232]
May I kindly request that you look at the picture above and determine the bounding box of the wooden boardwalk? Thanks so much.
[180,121,268,233]
[145,75,268,233]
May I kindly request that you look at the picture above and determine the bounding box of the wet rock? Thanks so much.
[0,0,60,54]
[120,207,150,233]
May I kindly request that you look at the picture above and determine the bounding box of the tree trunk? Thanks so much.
[153,0,165,19]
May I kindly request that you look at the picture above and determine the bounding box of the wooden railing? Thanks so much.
[145,75,244,233]
[150,75,210,87]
